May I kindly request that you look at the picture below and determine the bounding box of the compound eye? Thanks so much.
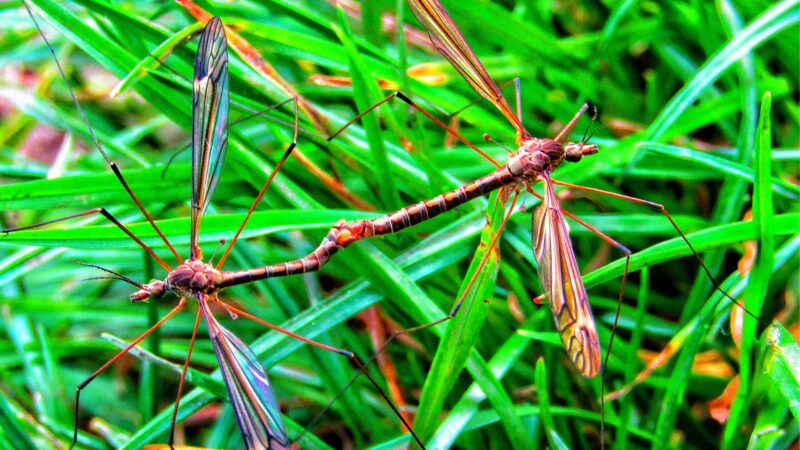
[564,143,585,162]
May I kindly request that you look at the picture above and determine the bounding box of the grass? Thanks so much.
[0,0,798,449]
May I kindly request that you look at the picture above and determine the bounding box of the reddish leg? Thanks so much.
[217,89,518,269]
[168,306,203,448]
[216,98,300,269]
[70,298,186,448]
[543,176,758,446]
[446,78,521,123]
[215,301,426,449]
[217,96,372,211]
[2,208,172,272]
[549,179,751,315]
[24,4,181,264]
[327,91,502,168]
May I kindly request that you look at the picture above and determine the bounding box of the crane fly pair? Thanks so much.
[9,1,739,448]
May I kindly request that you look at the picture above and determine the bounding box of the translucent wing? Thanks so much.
[190,17,229,259]
[407,0,527,138]
[532,172,601,377]
[198,295,289,449]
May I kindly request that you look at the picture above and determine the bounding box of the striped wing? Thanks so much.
[198,295,289,449]
[532,172,601,377]
[190,17,230,259]
[407,0,527,137]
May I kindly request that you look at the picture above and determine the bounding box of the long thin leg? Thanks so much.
[525,186,632,255]
[217,89,512,269]
[215,301,426,449]
[547,178,769,447]
[23,3,181,263]
[216,99,299,269]
[328,91,501,168]
[311,194,519,444]
[445,78,519,122]
[225,98,372,211]
[2,208,172,272]
[168,305,203,447]
[71,298,186,448]
[548,179,757,318]
[449,191,519,317]
[553,103,591,143]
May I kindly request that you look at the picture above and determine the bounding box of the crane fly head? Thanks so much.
[564,142,599,163]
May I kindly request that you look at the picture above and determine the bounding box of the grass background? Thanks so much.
[0,0,798,449]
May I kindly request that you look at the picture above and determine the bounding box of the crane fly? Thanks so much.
[9,10,423,449]
[394,0,752,444]
[405,0,603,376]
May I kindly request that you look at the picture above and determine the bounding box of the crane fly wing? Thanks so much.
[407,0,527,137]
[532,173,601,378]
[198,295,289,449]
[190,17,230,259]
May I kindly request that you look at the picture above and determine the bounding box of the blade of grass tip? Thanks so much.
[413,191,503,441]
[762,323,800,420]
[613,266,650,450]
[747,379,800,448]
[723,92,774,449]
[644,0,798,141]
[110,21,206,98]
[88,418,134,448]
[535,358,568,450]
[332,7,401,210]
